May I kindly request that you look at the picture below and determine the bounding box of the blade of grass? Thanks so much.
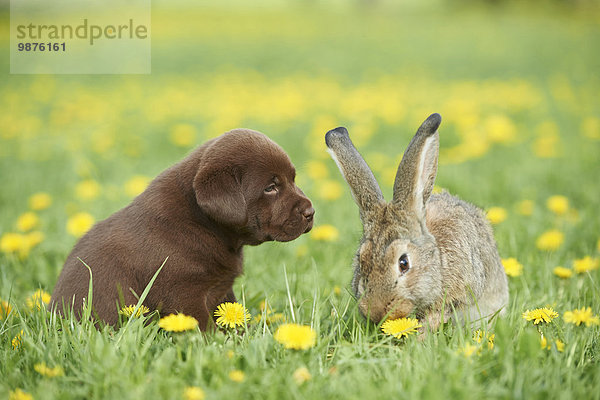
[78,258,94,323]
[116,257,168,344]
[283,263,296,323]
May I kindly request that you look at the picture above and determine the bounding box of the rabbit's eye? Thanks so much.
[398,254,410,274]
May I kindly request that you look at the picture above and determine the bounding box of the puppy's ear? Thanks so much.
[194,166,247,227]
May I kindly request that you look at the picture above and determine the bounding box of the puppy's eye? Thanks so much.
[264,184,277,194]
[398,254,410,274]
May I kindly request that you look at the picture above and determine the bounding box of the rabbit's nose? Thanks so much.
[385,299,414,322]
[359,300,386,324]
[386,308,406,321]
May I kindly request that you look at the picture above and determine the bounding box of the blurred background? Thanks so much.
[1,0,599,301]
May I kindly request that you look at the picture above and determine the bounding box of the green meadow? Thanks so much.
[1,2,600,399]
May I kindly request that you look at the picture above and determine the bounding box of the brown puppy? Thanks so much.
[50,129,314,329]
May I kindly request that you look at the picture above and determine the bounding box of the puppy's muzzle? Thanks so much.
[302,206,315,232]
[303,206,315,222]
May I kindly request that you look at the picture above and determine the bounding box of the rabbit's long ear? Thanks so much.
[325,127,384,219]
[392,114,441,220]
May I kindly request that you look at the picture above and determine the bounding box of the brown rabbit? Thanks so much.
[325,114,508,330]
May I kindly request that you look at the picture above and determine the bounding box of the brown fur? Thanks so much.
[50,129,314,329]
[326,114,508,329]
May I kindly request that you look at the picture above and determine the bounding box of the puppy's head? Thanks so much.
[194,129,314,244]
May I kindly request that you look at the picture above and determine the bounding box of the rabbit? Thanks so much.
[325,113,508,330]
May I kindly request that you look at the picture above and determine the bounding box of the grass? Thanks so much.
[1,2,600,399]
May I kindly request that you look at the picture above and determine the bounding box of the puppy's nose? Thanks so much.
[302,207,315,222]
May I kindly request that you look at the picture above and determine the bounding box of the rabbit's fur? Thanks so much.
[325,114,508,330]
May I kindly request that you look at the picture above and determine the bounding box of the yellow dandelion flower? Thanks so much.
[183,386,205,400]
[460,133,491,160]
[124,175,151,197]
[119,304,151,318]
[213,302,250,329]
[29,192,52,210]
[516,199,534,216]
[546,195,569,216]
[473,330,495,350]
[381,317,421,339]
[1,233,26,254]
[306,160,329,180]
[484,114,517,144]
[158,313,198,332]
[486,207,507,225]
[536,229,564,251]
[502,258,523,277]
[563,307,600,327]
[459,344,479,358]
[333,285,342,296]
[316,180,343,201]
[228,370,245,383]
[1,300,13,319]
[66,212,95,238]
[533,134,559,158]
[540,334,549,350]
[170,123,197,147]
[487,334,495,350]
[293,367,312,385]
[573,256,599,274]
[75,179,101,201]
[266,312,285,324]
[12,330,23,350]
[581,116,600,140]
[553,266,573,279]
[540,335,565,352]
[0,231,43,258]
[473,329,484,343]
[16,212,39,232]
[274,323,317,350]
[522,307,558,324]
[254,311,286,325]
[310,224,339,242]
[26,289,51,310]
[34,362,64,377]
[25,231,45,249]
[9,388,33,400]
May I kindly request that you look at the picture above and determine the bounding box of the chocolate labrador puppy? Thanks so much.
[50,129,314,329]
